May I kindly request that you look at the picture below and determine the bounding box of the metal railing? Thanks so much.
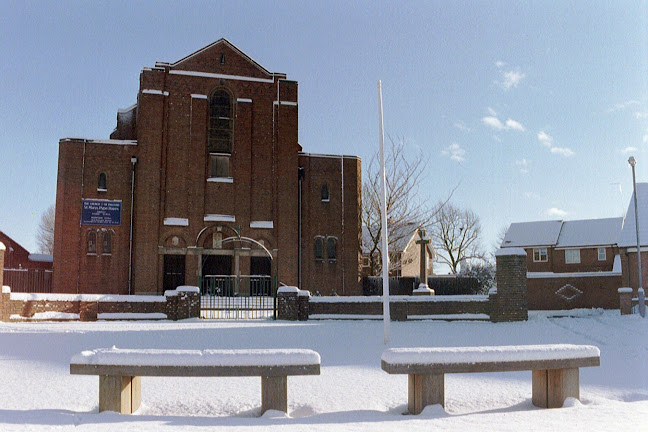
[3,269,53,293]
[199,275,276,319]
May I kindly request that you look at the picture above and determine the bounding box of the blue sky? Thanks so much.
[1,1,648,264]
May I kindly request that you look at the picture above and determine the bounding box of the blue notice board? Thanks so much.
[81,199,122,226]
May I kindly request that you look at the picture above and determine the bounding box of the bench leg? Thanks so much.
[98,375,140,414]
[532,368,579,408]
[261,376,287,414]
[408,373,444,415]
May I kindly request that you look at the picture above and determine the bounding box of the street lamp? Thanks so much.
[628,156,646,317]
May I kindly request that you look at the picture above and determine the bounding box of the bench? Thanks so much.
[70,347,320,415]
[381,344,600,414]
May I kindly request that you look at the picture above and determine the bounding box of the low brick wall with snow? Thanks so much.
[278,293,491,321]
[0,286,200,322]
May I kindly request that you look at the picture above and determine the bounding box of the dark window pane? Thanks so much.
[321,184,329,201]
[211,155,230,177]
[98,173,107,190]
[327,237,336,261]
[87,232,97,254]
[103,231,112,254]
[314,238,323,260]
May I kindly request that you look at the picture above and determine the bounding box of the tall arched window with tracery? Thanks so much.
[208,89,233,178]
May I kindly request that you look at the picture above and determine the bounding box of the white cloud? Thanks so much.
[524,191,541,200]
[515,158,529,173]
[621,146,638,154]
[505,118,525,132]
[550,146,575,157]
[441,142,466,162]
[608,100,641,113]
[495,60,506,68]
[546,207,568,218]
[453,121,470,132]
[501,69,525,90]
[634,111,648,119]
[482,116,505,130]
[482,111,525,132]
[537,131,574,157]
[644,133,648,144]
[537,131,553,147]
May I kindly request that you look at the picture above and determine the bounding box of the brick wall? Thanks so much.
[0,286,200,322]
[278,293,490,321]
[493,248,528,322]
[527,274,622,309]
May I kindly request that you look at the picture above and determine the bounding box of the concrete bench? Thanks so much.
[381,344,600,414]
[70,347,320,415]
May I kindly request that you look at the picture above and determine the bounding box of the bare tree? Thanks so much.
[363,136,453,275]
[36,204,55,254]
[430,203,484,274]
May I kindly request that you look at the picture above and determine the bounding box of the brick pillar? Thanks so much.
[0,286,9,322]
[174,286,200,320]
[277,286,299,320]
[80,301,98,321]
[618,287,633,315]
[297,290,310,321]
[165,290,178,321]
[0,241,5,288]
[390,300,408,321]
[492,248,528,322]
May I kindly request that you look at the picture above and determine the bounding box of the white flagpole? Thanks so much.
[378,81,390,344]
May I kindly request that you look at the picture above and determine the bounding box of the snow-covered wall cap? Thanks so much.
[495,247,527,257]
[618,287,633,293]
[164,290,178,297]
[298,290,311,297]
[2,286,10,294]
[277,286,299,294]
[488,287,497,295]
[0,242,5,251]
[640,288,645,294]
[176,286,200,293]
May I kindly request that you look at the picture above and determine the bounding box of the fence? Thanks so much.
[199,275,276,319]
[3,269,53,293]
[362,275,480,296]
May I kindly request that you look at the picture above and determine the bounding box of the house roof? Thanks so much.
[618,182,648,247]
[501,220,563,247]
[502,217,622,249]
[556,217,623,248]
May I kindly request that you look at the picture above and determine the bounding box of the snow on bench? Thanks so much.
[70,347,321,415]
[382,344,600,414]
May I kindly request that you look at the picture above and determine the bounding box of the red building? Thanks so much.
[53,39,362,296]
[0,231,53,292]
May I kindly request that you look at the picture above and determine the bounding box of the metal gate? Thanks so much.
[199,275,277,319]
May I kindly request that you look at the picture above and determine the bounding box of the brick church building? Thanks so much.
[53,39,362,296]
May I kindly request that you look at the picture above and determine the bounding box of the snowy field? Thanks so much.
[1,310,647,431]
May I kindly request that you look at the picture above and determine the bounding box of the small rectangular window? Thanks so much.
[314,237,323,261]
[565,249,581,264]
[597,247,606,261]
[210,155,230,178]
[533,248,548,262]
[103,232,112,255]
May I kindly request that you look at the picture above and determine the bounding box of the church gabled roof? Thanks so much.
[159,38,282,78]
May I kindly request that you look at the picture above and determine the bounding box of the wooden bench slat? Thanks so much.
[382,356,599,375]
[70,363,320,377]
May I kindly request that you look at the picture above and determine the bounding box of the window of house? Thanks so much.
[327,237,337,262]
[314,237,323,261]
[208,89,233,154]
[598,247,606,261]
[565,248,581,264]
[321,184,330,202]
[87,231,97,254]
[97,173,107,192]
[220,53,225,64]
[103,231,112,255]
[210,154,230,178]
[533,248,548,262]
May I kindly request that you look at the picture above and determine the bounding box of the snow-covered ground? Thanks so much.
[1,309,647,431]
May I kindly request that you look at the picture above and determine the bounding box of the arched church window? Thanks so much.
[208,89,233,154]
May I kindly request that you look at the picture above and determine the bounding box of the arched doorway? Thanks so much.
[196,225,277,319]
